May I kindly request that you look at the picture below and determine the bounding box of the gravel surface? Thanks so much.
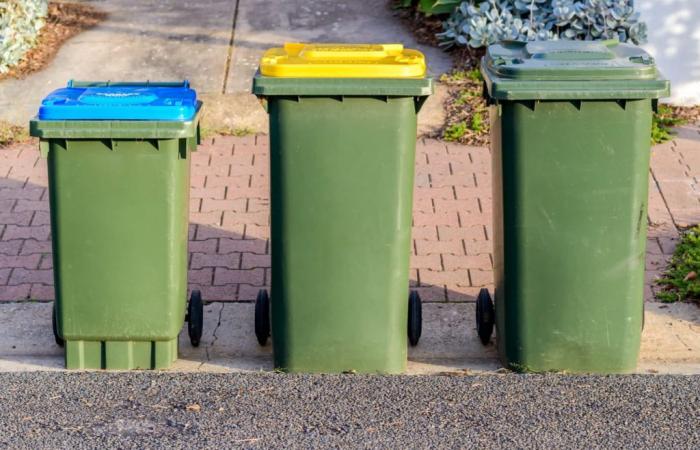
[0,372,698,449]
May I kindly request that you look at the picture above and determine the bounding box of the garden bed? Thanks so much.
[394,0,699,146]
[0,2,106,81]
[0,121,29,147]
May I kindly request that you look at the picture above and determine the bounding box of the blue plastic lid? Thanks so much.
[37,81,198,121]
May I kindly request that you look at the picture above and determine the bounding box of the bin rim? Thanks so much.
[36,80,198,122]
[481,40,670,101]
[252,72,434,97]
[29,102,203,139]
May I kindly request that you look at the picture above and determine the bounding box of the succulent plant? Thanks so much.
[0,0,49,73]
[438,0,646,49]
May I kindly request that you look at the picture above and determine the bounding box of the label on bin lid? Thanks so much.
[259,43,426,78]
[37,81,198,121]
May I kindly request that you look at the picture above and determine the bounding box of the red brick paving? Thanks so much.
[1,126,699,302]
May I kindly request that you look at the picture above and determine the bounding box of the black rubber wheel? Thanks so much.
[476,288,495,345]
[52,303,64,347]
[255,289,270,346]
[408,290,422,346]
[188,290,204,347]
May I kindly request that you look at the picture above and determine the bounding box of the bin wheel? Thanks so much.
[188,290,204,347]
[476,288,495,345]
[255,289,271,346]
[408,290,422,346]
[52,303,64,347]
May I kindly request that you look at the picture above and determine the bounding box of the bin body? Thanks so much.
[483,41,669,373]
[254,43,432,373]
[30,81,200,369]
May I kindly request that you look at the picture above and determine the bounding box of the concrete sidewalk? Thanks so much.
[0,0,697,373]
[1,125,699,373]
[0,0,451,135]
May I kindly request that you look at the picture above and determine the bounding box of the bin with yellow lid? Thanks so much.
[252,43,433,373]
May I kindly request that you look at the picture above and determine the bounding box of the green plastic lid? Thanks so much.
[482,40,669,100]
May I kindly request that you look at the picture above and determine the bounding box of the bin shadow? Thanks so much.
[181,218,499,372]
[0,147,612,371]
[7,138,699,374]
[0,146,496,373]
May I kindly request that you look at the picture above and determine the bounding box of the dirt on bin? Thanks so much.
[0,2,107,81]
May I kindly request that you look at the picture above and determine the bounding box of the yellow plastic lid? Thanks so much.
[259,43,426,78]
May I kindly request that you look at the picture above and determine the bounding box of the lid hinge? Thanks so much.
[482,82,497,106]
[414,96,426,113]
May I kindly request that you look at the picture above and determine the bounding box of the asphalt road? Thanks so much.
[0,372,698,449]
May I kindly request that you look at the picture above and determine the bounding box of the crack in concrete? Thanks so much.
[649,161,680,232]
[649,139,692,234]
[197,302,226,370]
[675,332,693,351]
[221,0,241,94]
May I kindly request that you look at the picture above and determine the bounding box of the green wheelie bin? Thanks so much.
[477,40,669,373]
[29,81,204,370]
[252,43,433,373]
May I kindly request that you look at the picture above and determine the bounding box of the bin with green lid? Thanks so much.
[29,81,204,370]
[252,43,433,373]
[477,40,669,373]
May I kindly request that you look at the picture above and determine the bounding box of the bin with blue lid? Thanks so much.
[29,81,204,370]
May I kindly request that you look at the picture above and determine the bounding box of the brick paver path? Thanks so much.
[1,126,699,302]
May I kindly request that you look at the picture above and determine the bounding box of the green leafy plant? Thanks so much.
[200,125,256,139]
[470,110,485,132]
[651,104,687,145]
[419,0,462,14]
[396,0,462,14]
[453,89,478,105]
[439,68,490,145]
[657,226,700,304]
[0,0,49,73]
[438,0,647,49]
[467,68,483,81]
[443,68,483,82]
[444,121,468,140]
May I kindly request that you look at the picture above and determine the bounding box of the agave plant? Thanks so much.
[0,0,49,73]
[438,0,646,48]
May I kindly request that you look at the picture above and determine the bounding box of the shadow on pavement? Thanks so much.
[4,140,696,373]
[0,154,494,371]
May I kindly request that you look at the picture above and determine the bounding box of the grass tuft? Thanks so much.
[651,105,687,145]
[443,121,467,141]
[656,225,700,304]
[0,122,29,148]
[438,68,489,145]
[200,126,256,140]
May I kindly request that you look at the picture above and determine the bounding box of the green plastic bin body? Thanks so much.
[482,41,669,373]
[30,94,200,370]
[254,77,432,373]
